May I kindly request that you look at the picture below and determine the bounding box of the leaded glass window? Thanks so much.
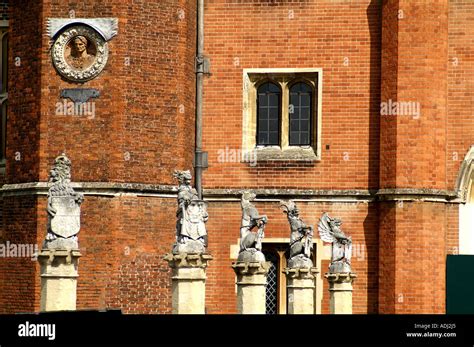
[289,82,312,146]
[263,250,279,314]
[257,82,281,146]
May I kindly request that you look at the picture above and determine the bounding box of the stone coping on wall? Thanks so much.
[0,181,462,203]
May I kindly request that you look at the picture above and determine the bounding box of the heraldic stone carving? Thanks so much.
[43,153,84,250]
[173,170,208,254]
[280,200,314,268]
[318,212,352,273]
[52,25,109,82]
[238,191,267,262]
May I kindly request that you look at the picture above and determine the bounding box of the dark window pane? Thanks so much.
[267,83,280,93]
[290,120,299,131]
[301,107,310,119]
[301,120,309,131]
[259,119,268,131]
[257,82,280,146]
[259,94,268,107]
[289,82,312,146]
[300,132,309,145]
[290,94,300,107]
[290,132,298,145]
[301,94,310,107]
[269,94,278,106]
[269,107,279,120]
[269,119,278,131]
[269,132,279,145]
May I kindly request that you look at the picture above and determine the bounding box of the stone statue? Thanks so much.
[280,200,314,268]
[43,153,84,250]
[318,212,352,273]
[238,191,267,262]
[173,170,208,254]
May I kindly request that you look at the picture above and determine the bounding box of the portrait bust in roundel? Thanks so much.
[65,35,96,70]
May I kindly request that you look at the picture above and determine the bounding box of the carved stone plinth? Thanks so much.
[232,261,270,314]
[164,253,213,314]
[325,272,357,314]
[284,267,319,314]
[38,249,81,312]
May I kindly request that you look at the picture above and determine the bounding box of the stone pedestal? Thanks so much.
[284,267,319,314]
[164,253,213,314]
[38,249,81,312]
[232,261,269,314]
[325,272,357,314]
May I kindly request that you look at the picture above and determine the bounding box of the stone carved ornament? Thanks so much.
[48,18,118,41]
[238,191,267,262]
[43,154,84,250]
[51,25,108,82]
[318,212,352,273]
[173,170,208,254]
[280,200,314,268]
[49,18,118,83]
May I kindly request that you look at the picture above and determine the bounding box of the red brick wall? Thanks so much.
[1,0,470,315]
[37,0,196,184]
[2,0,196,313]
[201,0,382,312]
[378,0,449,314]
[414,0,474,313]
[379,0,398,189]
[7,0,42,183]
[446,203,459,256]
[447,0,474,190]
[80,196,175,314]
[0,195,40,313]
[379,202,447,313]
[380,0,448,190]
[202,0,381,190]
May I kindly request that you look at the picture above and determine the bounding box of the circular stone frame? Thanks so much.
[51,25,109,82]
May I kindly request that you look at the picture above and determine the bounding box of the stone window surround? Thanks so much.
[242,68,323,162]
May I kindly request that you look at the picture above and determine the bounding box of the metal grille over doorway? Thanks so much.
[264,251,279,314]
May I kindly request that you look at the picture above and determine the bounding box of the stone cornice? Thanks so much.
[376,188,458,202]
[0,182,463,203]
[0,182,177,197]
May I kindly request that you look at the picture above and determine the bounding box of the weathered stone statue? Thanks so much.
[165,170,212,314]
[280,200,314,268]
[172,170,208,254]
[231,191,269,313]
[39,153,83,312]
[318,212,352,273]
[237,191,267,262]
[43,153,84,250]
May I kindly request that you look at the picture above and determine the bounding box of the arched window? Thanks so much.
[257,82,281,146]
[289,82,312,146]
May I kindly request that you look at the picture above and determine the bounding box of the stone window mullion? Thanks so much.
[280,80,289,149]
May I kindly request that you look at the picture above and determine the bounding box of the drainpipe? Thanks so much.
[194,0,207,199]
